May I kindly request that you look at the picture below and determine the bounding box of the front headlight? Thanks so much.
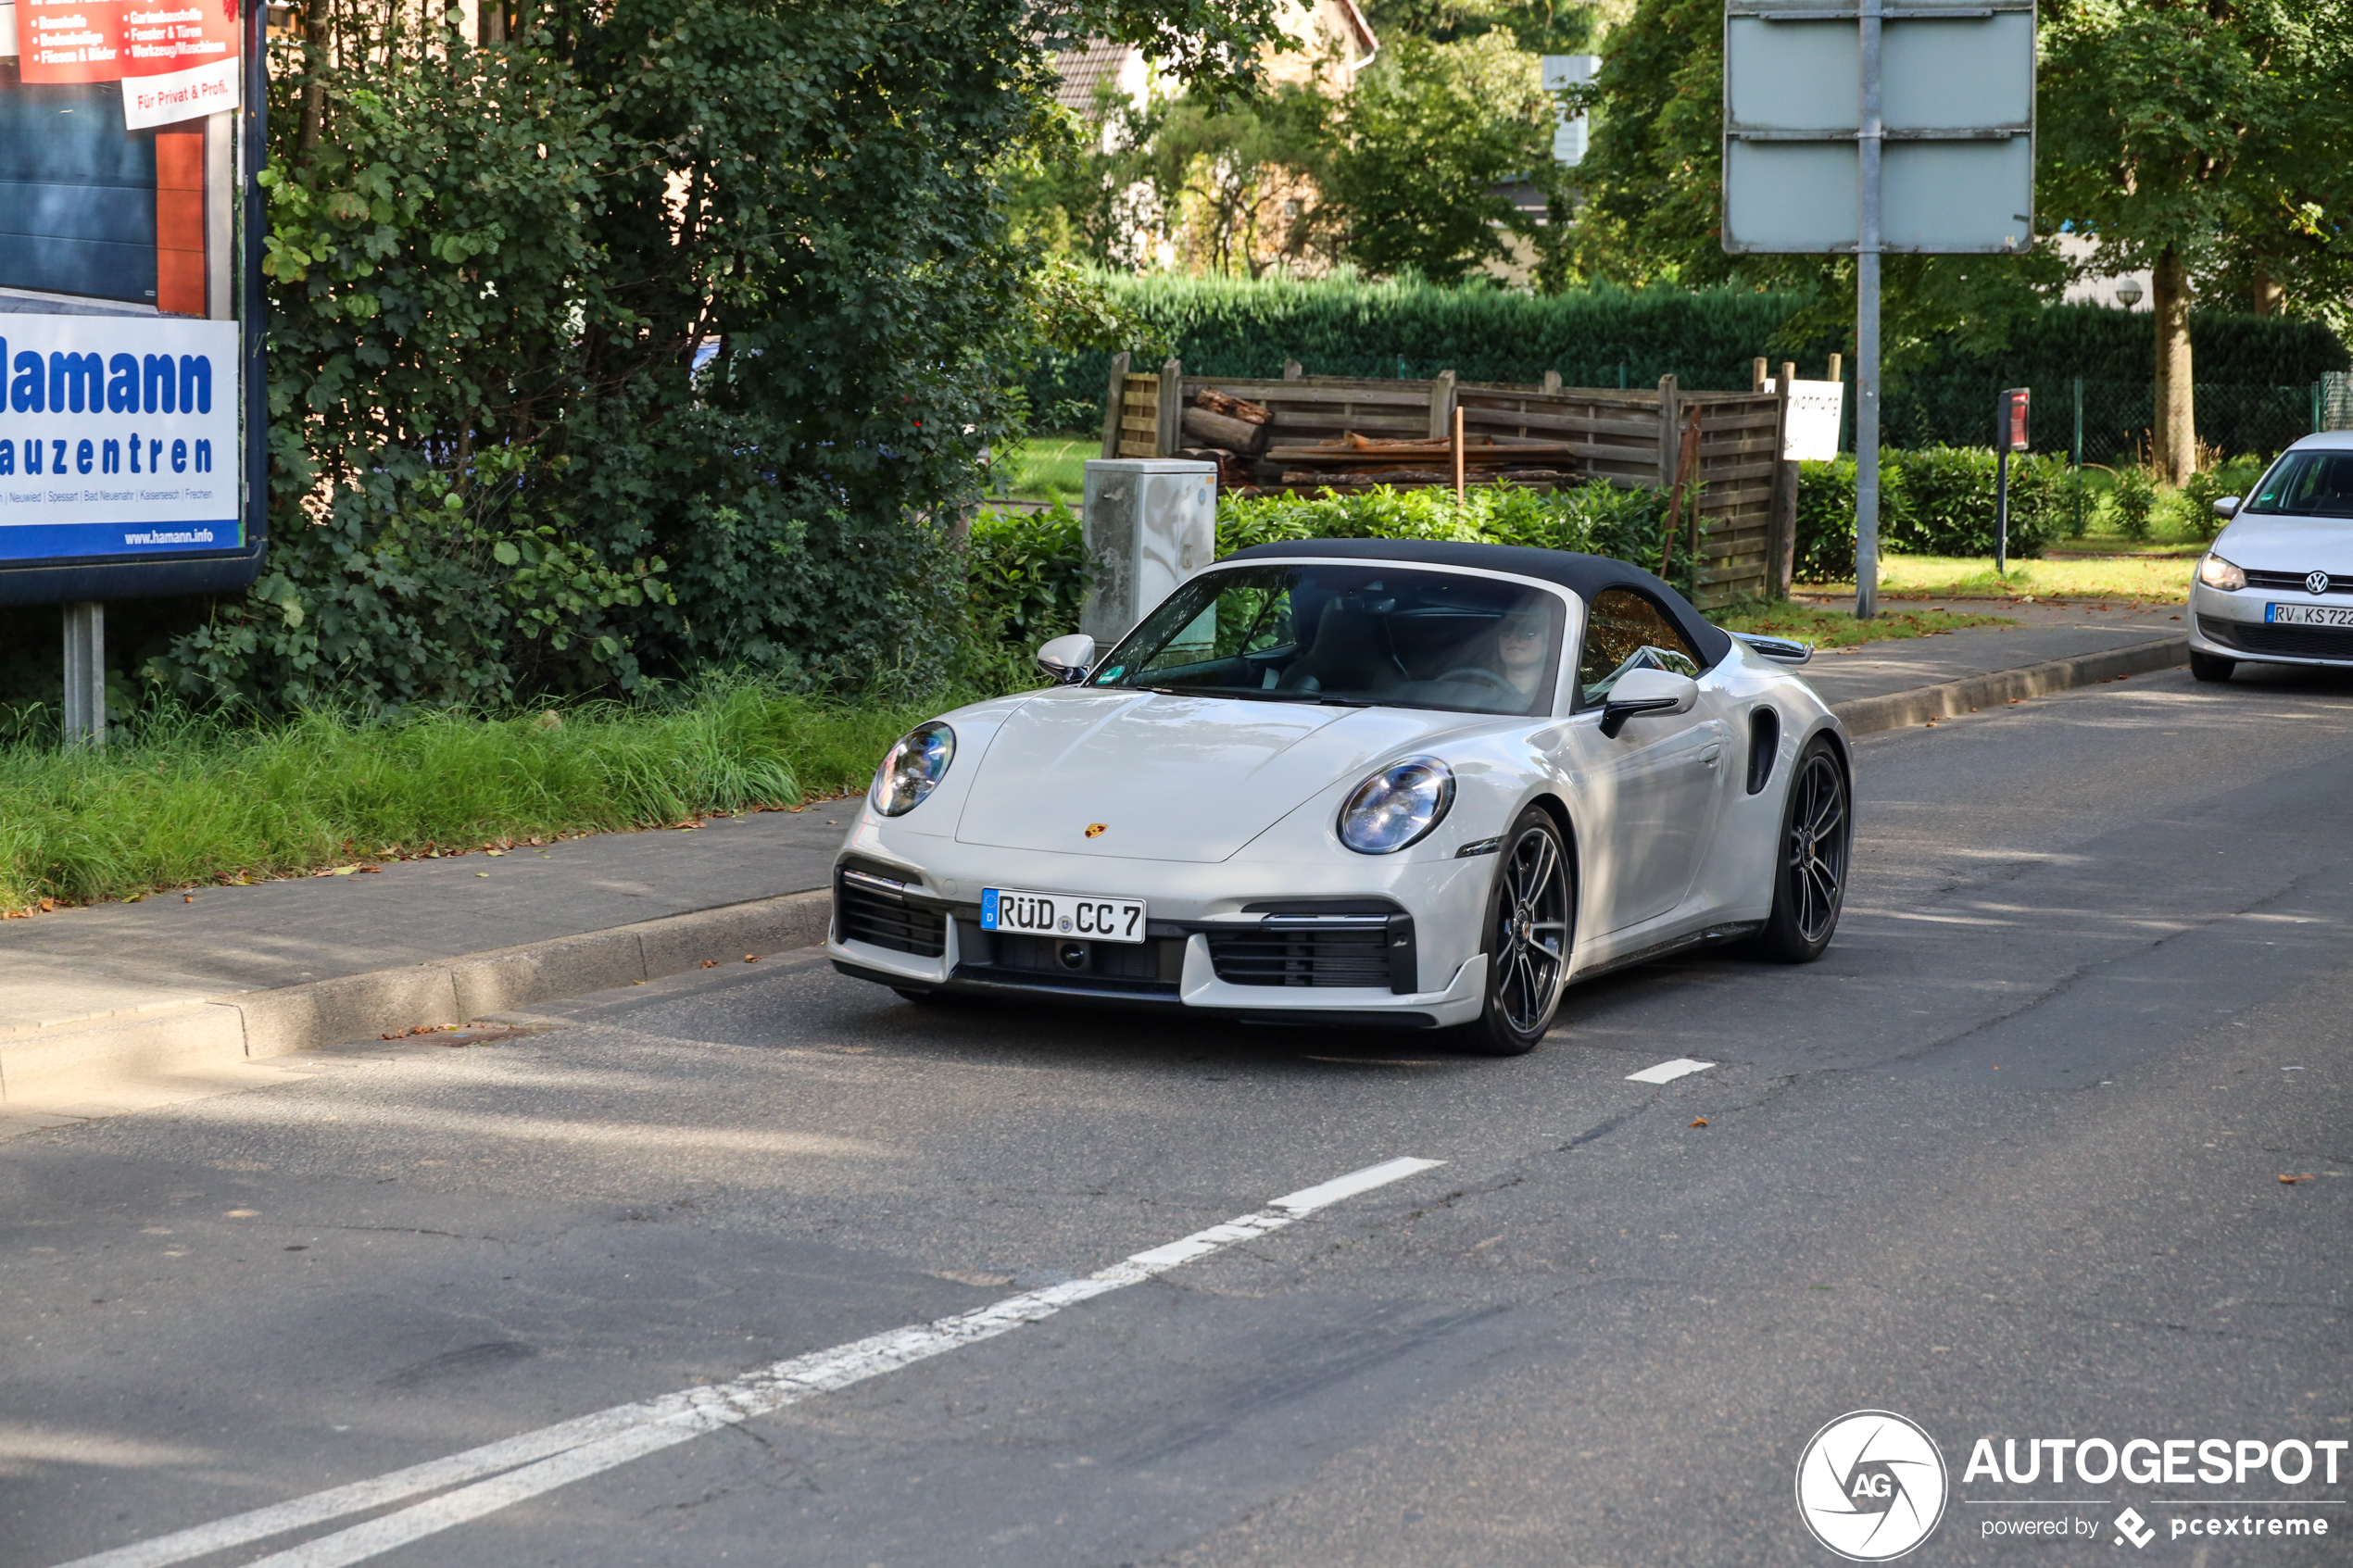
[2197,552,2246,591]
[871,721,955,817]
[1338,756,1455,855]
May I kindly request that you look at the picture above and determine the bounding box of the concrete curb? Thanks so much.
[1829,636,2189,737]
[0,888,831,1104]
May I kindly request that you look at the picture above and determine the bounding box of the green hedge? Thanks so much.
[1025,270,2347,451]
[968,482,1681,658]
[1027,273,1815,415]
[1792,448,2072,582]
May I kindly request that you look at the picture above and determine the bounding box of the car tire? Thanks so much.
[2189,650,2236,683]
[1753,737,1850,964]
[1449,806,1574,1056]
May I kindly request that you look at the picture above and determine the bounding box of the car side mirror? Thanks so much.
[1035,633,1097,685]
[1600,668,1699,739]
[2213,496,2240,520]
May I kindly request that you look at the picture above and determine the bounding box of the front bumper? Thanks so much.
[2190,582,2353,666]
[822,829,1493,1030]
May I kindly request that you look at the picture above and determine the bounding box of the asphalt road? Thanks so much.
[6,662,2350,1568]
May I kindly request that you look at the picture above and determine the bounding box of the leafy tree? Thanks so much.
[1363,0,1595,52]
[2040,0,2353,480]
[1317,32,1564,282]
[177,0,1282,710]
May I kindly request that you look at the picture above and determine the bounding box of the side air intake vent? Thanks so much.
[1746,707,1780,796]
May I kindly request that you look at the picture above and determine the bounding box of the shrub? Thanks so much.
[1793,458,1862,583]
[968,506,1091,649]
[2108,462,2159,543]
[1885,446,2062,559]
[2178,457,2267,542]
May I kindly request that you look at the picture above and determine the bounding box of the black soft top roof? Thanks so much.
[1219,537,1732,667]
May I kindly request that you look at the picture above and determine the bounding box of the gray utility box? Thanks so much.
[1080,458,1217,647]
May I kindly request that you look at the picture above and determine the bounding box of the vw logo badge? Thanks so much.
[2308,570,2331,596]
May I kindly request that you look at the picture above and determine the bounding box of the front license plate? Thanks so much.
[981,887,1147,944]
[2267,602,2353,627]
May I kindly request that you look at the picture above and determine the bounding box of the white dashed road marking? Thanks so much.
[53,1157,1445,1568]
[1627,1058,1715,1085]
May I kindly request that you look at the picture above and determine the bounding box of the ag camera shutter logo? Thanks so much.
[1796,1410,1949,1561]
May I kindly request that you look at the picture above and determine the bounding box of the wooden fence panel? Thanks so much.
[1119,360,1793,606]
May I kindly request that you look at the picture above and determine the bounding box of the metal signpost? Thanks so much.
[1,0,270,742]
[1994,385,2029,573]
[1723,0,2035,617]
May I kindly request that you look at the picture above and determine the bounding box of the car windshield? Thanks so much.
[2240,451,2353,517]
[1091,563,1567,717]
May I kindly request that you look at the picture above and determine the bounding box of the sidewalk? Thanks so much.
[1793,597,2186,728]
[0,602,2186,1123]
[0,809,850,1123]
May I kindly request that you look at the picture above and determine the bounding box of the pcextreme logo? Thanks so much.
[1796,1411,1951,1562]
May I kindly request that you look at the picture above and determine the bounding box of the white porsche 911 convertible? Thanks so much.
[827,539,1851,1054]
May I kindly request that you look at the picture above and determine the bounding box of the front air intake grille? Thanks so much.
[1208,923,1395,989]
[987,933,1181,985]
[2243,569,2352,596]
[2199,616,2353,659]
[835,870,946,958]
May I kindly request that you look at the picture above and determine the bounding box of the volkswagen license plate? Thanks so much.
[2267,602,2353,627]
[982,887,1146,944]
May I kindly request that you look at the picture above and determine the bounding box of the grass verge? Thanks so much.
[1806,553,2196,602]
[0,680,937,916]
[1718,599,2014,650]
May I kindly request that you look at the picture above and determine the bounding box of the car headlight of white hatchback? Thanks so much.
[1338,756,1455,854]
[871,721,955,817]
[2197,552,2246,591]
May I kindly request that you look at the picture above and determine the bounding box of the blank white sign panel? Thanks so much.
[1724,18,1859,131]
[1881,15,2034,130]
[1881,139,2033,251]
[1724,141,1858,251]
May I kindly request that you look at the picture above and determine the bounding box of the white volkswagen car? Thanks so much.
[2190,432,2353,681]
[827,540,1852,1054]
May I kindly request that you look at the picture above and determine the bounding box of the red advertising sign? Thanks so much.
[17,0,125,83]
[13,0,239,126]
[2004,387,2032,451]
[123,0,242,126]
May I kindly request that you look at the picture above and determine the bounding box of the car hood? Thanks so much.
[953,689,1489,862]
[2219,513,2353,572]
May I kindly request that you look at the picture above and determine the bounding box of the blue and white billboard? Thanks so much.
[2,315,238,560]
[0,0,264,604]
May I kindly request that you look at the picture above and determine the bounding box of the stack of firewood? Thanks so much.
[1176,387,1272,490]
[1269,431,1578,489]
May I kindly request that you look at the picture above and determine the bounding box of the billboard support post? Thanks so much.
[63,602,105,748]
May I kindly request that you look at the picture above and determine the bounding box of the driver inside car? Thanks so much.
[1495,608,1551,702]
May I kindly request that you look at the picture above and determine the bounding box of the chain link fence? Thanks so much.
[1859,376,2323,465]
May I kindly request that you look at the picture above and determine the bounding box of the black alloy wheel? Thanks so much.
[1454,806,1574,1056]
[1754,738,1849,962]
[2188,649,2236,683]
